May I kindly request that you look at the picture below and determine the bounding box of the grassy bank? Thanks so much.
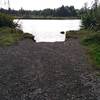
[66,30,100,70]
[82,33,100,70]
[0,13,35,46]
[0,27,35,46]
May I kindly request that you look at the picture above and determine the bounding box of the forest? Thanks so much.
[0,5,79,18]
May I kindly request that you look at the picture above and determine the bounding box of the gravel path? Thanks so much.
[0,38,99,100]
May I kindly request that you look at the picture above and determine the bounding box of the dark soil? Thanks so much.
[0,38,99,100]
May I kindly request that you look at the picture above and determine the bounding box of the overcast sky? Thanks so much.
[0,0,97,10]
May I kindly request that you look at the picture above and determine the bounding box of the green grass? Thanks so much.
[0,27,23,46]
[66,30,100,69]
[82,33,100,69]
[0,27,35,46]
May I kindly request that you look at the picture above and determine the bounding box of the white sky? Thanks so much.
[0,0,97,10]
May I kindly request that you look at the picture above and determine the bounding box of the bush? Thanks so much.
[81,12,96,30]
[81,3,100,31]
[0,13,17,28]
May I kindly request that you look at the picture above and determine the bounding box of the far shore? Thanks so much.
[14,16,80,20]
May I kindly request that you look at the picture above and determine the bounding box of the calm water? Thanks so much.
[15,19,81,42]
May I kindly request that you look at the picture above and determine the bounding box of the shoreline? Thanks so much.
[15,17,80,20]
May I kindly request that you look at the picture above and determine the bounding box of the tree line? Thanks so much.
[0,5,78,18]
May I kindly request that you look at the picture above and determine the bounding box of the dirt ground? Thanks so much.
[0,38,99,100]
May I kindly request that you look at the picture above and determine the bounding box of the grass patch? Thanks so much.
[66,30,96,39]
[82,35,100,69]
[66,30,100,69]
[82,33,100,45]
[82,33,100,69]
[0,32,22,46]
[0,27,23,46]
[87,44,100,69]
[0,27,35,46]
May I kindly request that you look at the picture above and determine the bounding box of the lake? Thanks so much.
[14,19,81,42]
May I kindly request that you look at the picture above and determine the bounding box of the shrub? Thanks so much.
[81,1,100,31]
[0,13,17,28]
[81,12,96,30]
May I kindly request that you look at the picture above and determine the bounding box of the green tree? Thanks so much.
[0,13,17,28]
[81,0,100,31]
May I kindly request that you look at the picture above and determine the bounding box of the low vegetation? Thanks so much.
[81,0,100,31]
[82,33,100,69]
[0,13,17,28]
[66,30,100,69]
[0,27,35,46]
[65,1,100,70]
[0,27,23,46]
[0,13,35,46]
